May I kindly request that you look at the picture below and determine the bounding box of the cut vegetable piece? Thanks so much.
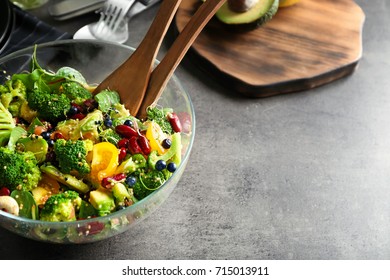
[216,0,279,28]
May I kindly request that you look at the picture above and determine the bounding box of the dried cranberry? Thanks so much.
[0,187,10,196]
[113,173,126,181]
[83,99,98,112]
[51,132,65,140]
[69,113,86,120]
[101,177,111,188]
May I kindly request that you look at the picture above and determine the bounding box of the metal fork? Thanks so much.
[89,0,135,43]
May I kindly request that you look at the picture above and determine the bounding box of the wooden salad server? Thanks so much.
[93,0,183,115]
[94,0,226,119]
[136,0,226,119]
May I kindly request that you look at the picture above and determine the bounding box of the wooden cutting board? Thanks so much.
[174,0,365,97]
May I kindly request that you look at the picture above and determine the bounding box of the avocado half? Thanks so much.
[216,0,279,29]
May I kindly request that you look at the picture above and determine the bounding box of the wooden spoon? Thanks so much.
[136,0,226,119]
[93,0,183,115]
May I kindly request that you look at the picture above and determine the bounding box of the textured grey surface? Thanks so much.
[1,0,390,260]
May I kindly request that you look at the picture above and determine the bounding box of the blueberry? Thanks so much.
[155,160,167,171]
[125,176,137,187]
[124,119,133,127]
[104,117,113,127]
[47,139,55,147]
[116,205,126,211]
[41,131,51,140]
[167,162,177,173]
[68,106,79,116]
[162,138,172,149]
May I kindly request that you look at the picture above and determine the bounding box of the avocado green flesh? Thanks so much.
[216,0,279,25]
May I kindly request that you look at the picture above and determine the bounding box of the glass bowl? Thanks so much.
[0,39,195,244]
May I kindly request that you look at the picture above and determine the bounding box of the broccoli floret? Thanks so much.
[0,147,41,191]
[40,163,91,194]
[99,128,121,146]
[0,101,16,146]
[132,170,166,200]
[148,133,182,170]
[0,79,29,117]
[146,106,173,134]
[40,190,82,222]
[115,153,147,175]
[54,139,93,175]
[27,89,71,123]
[55,110,103,142]
[0,77,37,122]
[59,81,92,105]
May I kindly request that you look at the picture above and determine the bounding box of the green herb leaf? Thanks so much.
[11,190,39,220]
[94,90,121,113]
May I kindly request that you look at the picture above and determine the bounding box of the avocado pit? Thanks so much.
[228,0,259,13]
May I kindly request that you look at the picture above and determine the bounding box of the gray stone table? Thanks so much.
[1,0,389,260]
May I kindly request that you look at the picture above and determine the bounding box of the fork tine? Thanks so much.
[90,0,135,43]
[113,9,129,31]
[105,3,116,30]
[110,6,122,30]
[107,5,116,30]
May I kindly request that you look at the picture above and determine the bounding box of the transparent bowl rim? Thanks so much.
[0,39,196,227]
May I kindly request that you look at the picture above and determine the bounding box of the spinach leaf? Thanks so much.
[94,90,121,113]
[11,190,39,220]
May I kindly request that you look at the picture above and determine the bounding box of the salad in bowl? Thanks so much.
[0,40,194,243]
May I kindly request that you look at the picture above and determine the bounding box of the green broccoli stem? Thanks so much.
[169,133,182,165]
[163,132,181,162]
[40,164,90,194]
